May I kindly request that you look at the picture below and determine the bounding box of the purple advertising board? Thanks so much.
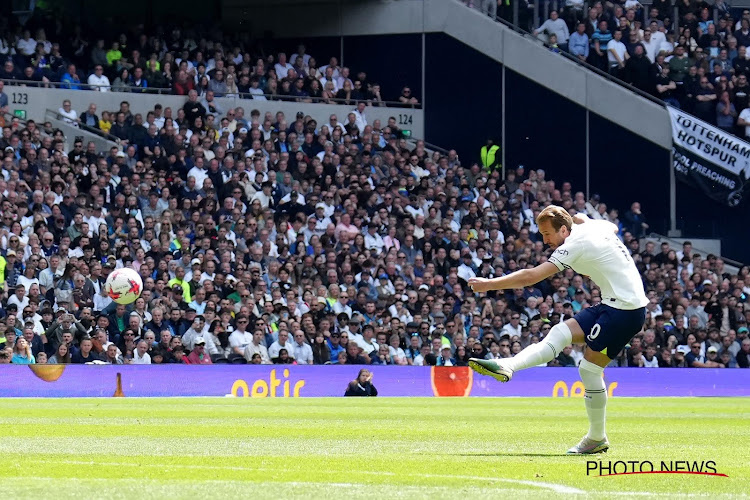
[1,365,748,398]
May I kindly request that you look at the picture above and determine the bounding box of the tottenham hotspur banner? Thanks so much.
[668,106,750,206]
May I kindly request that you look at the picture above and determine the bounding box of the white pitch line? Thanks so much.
[26,458,742,498]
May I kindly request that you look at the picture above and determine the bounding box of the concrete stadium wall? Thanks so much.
[4,86,425,139]
[225,0,672,150]
[2,365,747,398]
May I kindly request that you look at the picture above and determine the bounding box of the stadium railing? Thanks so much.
[44,108,120,151]
[468,1,668,109]
[0,79,422,109]
[1,83,427,140]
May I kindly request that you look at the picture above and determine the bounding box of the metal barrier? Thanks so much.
[44,108,120,152]
[0,79,421,109]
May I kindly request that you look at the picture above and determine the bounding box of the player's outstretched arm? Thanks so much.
[468,262,559,293]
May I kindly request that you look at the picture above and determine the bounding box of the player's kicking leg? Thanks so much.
[469,305,643,454]
[469,320,576,383]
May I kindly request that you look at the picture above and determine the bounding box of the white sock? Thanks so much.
[579,359,607,441]
[504,322,572,372]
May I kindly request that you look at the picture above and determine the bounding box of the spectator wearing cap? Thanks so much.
[376,274,395,298]
[437,345,456,366]
[364,224,385,254]
[457,251,477,282]
[685,340,724,368]
[352,324,378,355]
[326,331,346,363]
[186,337,213,365]
[309,203,332,236]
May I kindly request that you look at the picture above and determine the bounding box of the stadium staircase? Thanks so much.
[435,0,671,150]
[44,108,124,152]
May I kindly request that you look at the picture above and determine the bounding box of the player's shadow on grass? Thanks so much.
[455,452,571,457]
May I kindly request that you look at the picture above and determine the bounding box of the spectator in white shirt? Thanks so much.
[87,65,111,91]
[457,253,477,282]
[16,30,36,57]
[228,316,253,355]
[364,225,385,254]
[268,330,296,360]
[133,340,151,364]
[243,331,271,364]
[319,66,339,93]
[274,52,293,79]
[292,330,314,364]
[58,100,79,127]
[353,102,368,134]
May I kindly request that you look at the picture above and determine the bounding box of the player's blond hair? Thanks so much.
[536,205,573,232]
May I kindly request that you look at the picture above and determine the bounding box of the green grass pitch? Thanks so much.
[1,397,748,499]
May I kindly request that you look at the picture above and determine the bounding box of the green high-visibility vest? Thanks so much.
[481,144,500,170]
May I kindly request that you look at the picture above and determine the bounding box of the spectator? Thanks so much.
[292,330,313,364]
[686,341,725,367]
[569,22,590,61]
[0,81,8,116]
[272,348,294,364]
[60,64,83,90]
[243,330,271,364]
[716,90,738,131]
[87,65,111,92]
[11,337,35,364]
[738,339,750,368]
[345,342,369,365]
[623,201,649,238]
[133,339,151,364]
[186,337,212,364]
[344,369,378,396]
[268,330,295,360]
[57,100,79,127]
[48,343,71,364]
[71,336,98,363]
[312,332,331,364]
[398,86,419,107]
[534,11,570,50]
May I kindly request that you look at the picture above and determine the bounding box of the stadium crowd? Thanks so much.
[469,0,750,139]
[0,78,749,368]
[0,23,419,106]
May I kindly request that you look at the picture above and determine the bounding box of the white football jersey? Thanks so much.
[547,220,648,310]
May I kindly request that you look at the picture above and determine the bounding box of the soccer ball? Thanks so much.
[105,267,143,305]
